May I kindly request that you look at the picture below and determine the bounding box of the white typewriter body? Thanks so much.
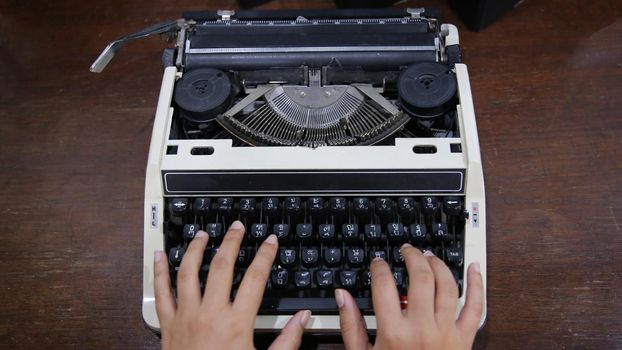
[85,9,484,333]
[141,42,487,332]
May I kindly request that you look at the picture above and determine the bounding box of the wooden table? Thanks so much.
[1,0,620,348]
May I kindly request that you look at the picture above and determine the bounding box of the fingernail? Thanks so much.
[230,221,244,230]
[299,310,312,327]
[401,243,413,251]
[423,250,435,257]
[473,262,481,273]
[195,230,207,238]
[335,289,345,308]
[265,234,278,245]
[372,256,383,263]
[154,250,163,262]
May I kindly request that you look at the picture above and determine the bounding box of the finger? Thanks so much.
[233,234,278,313]
[176,231,209,310]
[203,221,245,306]
[370,257,402,328]
[401,244,435,319]
[457,262,484,335]
[267,310,311,350]
[426,253,459,322]
[154,250,176,328]
[336,289,370,350]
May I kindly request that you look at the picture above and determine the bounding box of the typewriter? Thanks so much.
[91,8,487,333]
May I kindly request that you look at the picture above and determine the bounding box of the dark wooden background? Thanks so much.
[1,0,621,349]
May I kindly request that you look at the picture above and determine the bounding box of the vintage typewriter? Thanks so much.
[91,8,487,333]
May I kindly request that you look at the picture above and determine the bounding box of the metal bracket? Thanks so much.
[217,10,235,21]
[407,8,424,19]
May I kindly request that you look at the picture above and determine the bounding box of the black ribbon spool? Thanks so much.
[398,62,457,119]
[173,68,233,123]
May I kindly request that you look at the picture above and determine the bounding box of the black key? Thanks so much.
[307,197,324,216]
[342,224,359,243]
[360,270,372,288]
[450,268,461,285]
[271,269,289,288]
[285,197,301,215]
[302,247,319,267]
[236,248,253,267]
[443,197,463,216]
[368,250,386,261]
[387,223,406,244]
[250,223,268,242]
[324,247,342,266]
[392,269,405,288]
[339,270,358,289]
[205,223,223,240]
[204,246,220,264]
[450,268,463,295]
[347,247,365,267]
[318,224,335,243]
[279,249,297,267]
[353,197,370,217]
[364,224,382,243]
[193,198,211,215]
[329,197,347,216]
[183,224,202,241]
[239,198,256,218]
[431,223,450,242]
[202,248,212,265]
[170,267,180,287]
[294,271,311,289]
[397,196,417,218]
[217,197,234,215]
[273,223,290,242]
[170,198,188,216]
[262,197,280,217]
[199,264,209,282]
[296,224,313,241]
[452,268,463,295]
[232,270,243,287]
[422,196,439,215]
[392,247,405,266]
[409,224,427,245]
[168,247,184,266]
[446,247,463,266]
[375,197,393,217]
[315,270,334,288]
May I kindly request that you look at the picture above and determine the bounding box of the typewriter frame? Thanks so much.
[141,24,487,333]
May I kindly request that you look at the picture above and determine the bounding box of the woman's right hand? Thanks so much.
[335,244,484,350]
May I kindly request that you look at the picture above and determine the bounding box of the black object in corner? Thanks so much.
[448,0,523,31]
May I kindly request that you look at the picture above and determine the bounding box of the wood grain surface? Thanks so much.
[0,0,621,349]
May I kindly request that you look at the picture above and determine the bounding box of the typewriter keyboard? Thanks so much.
[164,196,466,314]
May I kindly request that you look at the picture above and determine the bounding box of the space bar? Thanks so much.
[259,297,373,314]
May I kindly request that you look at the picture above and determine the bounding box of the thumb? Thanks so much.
[268,310,311,350]
[336,289,370,350]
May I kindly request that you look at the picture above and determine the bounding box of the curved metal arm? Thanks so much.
[89,19,184,73]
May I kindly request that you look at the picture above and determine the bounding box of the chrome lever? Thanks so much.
[89,19,185,73]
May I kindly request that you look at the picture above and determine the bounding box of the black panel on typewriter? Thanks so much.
[163,196,466,315]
